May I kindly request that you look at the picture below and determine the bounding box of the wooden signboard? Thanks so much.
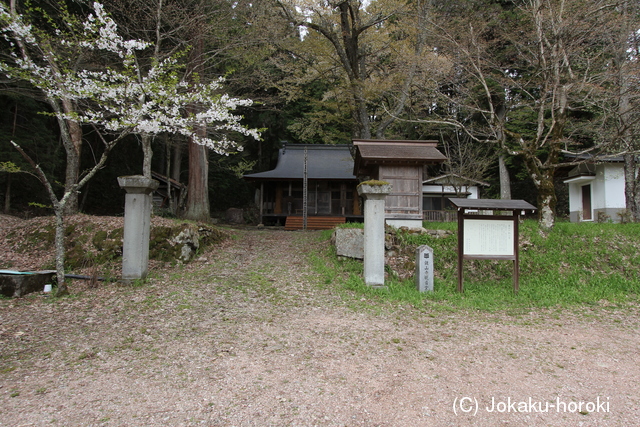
[449,199,537,293]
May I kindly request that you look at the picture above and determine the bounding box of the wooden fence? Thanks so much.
[423,210,458,222]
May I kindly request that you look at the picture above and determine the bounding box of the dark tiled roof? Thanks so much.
[563,153,624,162]
[448,198,537,211]
[423,173,490,187]
[353,140,447,175]
[354,140,447,162]
[566,163,596,178]
[244,144,356,181]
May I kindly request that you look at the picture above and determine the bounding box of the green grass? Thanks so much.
[319,220,640,312]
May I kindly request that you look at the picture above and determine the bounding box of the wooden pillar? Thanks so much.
[275,184,283,214]
[457,207,464,293]
[353,189,361,215]
[259,182,264,223]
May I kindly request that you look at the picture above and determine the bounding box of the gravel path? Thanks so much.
[1,227,639,426]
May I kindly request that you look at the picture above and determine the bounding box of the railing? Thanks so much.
[423,209,515,222]
[423,210,458,222]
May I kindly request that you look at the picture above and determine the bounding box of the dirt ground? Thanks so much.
[1,218,639,426]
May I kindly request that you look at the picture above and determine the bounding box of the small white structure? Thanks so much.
[564,156,626,223]
[422,174,489,222]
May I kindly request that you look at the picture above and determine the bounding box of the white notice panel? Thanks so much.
[463,219,514,257]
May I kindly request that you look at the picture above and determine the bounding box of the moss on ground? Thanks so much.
[10,217,229,272]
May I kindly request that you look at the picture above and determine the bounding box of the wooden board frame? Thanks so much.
[457,211,520,293]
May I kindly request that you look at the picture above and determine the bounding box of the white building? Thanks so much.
[563,156,626,223]
[422,173,489,222]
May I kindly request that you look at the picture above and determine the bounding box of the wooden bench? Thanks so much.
[284,216,346,230]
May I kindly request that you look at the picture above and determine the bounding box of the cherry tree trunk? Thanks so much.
[62,118,83,215]
[54,210,68,296]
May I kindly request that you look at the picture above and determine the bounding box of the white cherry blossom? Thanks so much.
[1,1,260,154]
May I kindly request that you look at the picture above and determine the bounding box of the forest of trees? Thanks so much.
[2,0,640,229]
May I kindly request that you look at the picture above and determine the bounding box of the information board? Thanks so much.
[463,219,514,257]
[450,198,536,293]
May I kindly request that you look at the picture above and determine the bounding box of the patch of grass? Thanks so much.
[130,278,147,288]
[309,251,339,286]
[246,271,286,302]
[19,225,55,252]
[422,221,458,231]
[337,222,364,229]
[317,220,640,312]
[78,350,97,360]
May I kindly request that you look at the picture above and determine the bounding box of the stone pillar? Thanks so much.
[118,176,159,282]
[357,182,392,287]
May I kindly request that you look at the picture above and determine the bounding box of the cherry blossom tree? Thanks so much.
[1,1,260,295]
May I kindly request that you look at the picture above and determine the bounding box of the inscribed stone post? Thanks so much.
[357,183,391,287]
[415,245,434,292]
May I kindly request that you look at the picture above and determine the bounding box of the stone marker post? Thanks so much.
[357,182,391,287]
[415,245,434,292]
[118,176,159,282]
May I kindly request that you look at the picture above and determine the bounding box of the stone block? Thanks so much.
[226,208,244,224]
[334,228,364,259]
[0,271,56,298]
